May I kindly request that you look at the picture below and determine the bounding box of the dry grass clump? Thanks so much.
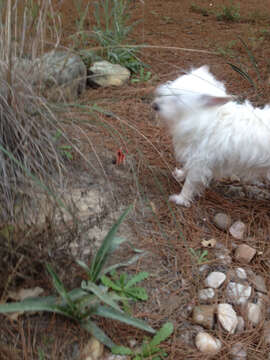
[0,0,66,220]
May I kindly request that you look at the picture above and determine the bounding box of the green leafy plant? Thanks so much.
[0,207,155,348]
[112,322,174,359]
[190,3,209,17]
[91,0,146,73]
[189,248,209,264]
[101,270,149,313]
[131,68,152,84]
[216,1,240,22]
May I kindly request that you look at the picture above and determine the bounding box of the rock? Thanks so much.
[36,50,87,101]
[105,355,128,360]
[89,60,130,87]
[229,221,246,240]
[235,267,247,280]
[204,271,226,289]
[213,213,232,230]
[234,244,256,263]
[247,302,263,325]
[263,320,270,344]
[192,305,216,329]
[80,337,104,360]
[198,288,215,301]
[195,332,222,354]
[217,303,238,333]
[249,274,267,293]
[215,250,232,265]
[198,264,210,274]
[230,342,247,360]
[236,316,245,333]
[226,282,252,304]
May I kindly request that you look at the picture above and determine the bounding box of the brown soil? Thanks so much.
[2,1,270,359]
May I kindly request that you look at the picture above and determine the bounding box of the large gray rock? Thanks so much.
[89,60,130,87]
[35,50,87,101]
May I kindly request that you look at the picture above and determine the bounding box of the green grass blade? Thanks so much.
[238,36,261,81]
[149,322,174,347]
[126,287,148,301]
[93,305,155,334]
[81,320,115,349]
[81,281,122,312]
[101,275,122,291]
[76,259,91,277]
[227,63,256,88]
[46,264,76,312]
[112,345,133,355]
[125,271,149,289]
[103,252,146,275]
[90,205,132,282]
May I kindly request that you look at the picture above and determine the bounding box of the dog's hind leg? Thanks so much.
[169,168,207,206]
[169,178,198,207]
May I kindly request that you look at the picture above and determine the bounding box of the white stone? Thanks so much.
[226,282,252,304]
[235,267,247,280]
[195,332,222,354]
[89,60,130,87]
[236,316,245,333]
[217,303,238,333]
[204,271,226,289]
[247,302,262,325]
[81,337,104,360]
[229,221,246,239]
[198,288,215,301]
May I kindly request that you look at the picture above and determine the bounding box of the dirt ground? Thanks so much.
[2,0,270,359]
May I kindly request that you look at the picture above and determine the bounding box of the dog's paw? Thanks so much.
[172,168,186,182]
[169,194,191,207]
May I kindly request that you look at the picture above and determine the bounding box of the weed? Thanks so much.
[216,40,237,58]
[131,68,152,84]
[91,0,146,73]
[0,207,155,348]
[216,1,240,22]
[101,270,149,313]
[190,3,209,17]
[189,248,209,264]
[112,322,174,359]
[71,0,91,48]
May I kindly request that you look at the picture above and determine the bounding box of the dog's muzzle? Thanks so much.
[152,102,160,112]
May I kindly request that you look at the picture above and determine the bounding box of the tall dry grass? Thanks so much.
[0,0,67,220]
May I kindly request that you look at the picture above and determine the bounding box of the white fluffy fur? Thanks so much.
[153,65,270,206]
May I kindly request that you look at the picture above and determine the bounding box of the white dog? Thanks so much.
[152,65,270,206]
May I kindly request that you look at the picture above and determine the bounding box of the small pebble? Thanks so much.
[247,302,263,325]
[236,316,245,333]
[217,303,238,334]
[229,221,246,240]
[198,288,215,301]
[192,305,215,329]
[226,282,251,304]
[204,271,226,289]
[213,213,232,231]
[195,332,222,354]
[235,267,247,280]
[234,244,256,263]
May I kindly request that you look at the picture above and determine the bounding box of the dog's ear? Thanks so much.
[200,94,232,107]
